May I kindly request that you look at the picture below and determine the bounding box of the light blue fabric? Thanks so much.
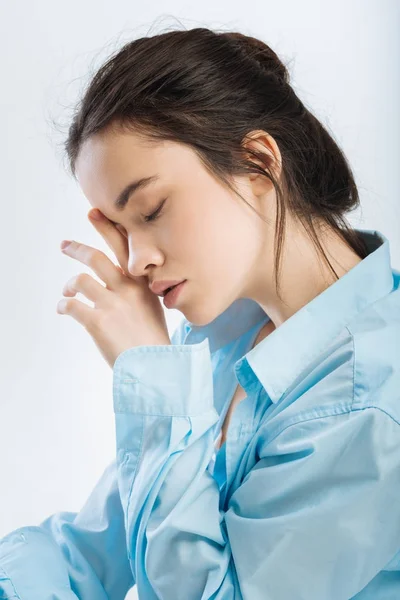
[1,227,400,599]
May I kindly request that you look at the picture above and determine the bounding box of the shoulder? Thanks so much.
[347,284,400,423]
[260,288,400,438]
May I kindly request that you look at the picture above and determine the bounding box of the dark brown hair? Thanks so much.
[63,23,369,302]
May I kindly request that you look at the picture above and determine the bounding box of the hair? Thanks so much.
[63,22,369,303]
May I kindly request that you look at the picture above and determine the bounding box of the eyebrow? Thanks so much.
[114,174,160,212]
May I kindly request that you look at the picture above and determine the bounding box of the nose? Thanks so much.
[126,242,164,279]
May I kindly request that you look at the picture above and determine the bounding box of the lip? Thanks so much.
[150,279,186,296]
[162,280,187,309]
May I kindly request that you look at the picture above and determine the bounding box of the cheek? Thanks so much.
[169,199,256,271]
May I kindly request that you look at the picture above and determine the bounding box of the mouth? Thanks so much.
[162,280,187,308]
[162,282,184,296]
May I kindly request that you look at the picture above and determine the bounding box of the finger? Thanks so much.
[87,209,129,274]
[56,296,95,330]
[62,272,111,306]
[61,241,123,290]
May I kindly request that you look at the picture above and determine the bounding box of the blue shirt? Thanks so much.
[1,227,400,600]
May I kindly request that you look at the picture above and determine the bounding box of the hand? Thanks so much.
[56,208,171,369]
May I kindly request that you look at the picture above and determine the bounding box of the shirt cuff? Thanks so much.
[0,527,77,599]
[112,337,213,417]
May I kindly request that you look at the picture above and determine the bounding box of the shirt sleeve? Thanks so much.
[0,459,135,599]
[0,319,189,600]
[226,407,400,599]
[112,333,400,599]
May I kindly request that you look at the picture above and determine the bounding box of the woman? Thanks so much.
[1,25,399,600]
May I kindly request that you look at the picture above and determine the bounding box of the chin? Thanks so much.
[181,312,214,328]
[182,298,233,329]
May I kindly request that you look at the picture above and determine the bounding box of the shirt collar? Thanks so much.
[184,228,394,403]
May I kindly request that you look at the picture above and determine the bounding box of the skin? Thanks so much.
[75,125,363,335]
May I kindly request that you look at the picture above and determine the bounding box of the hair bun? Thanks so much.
[221,32,289,86]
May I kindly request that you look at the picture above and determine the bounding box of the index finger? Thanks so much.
[88,209,129,275]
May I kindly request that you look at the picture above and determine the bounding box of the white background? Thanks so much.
[1,1,399,598]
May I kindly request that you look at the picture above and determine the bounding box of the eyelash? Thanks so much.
[112,198,167,235]
[143,198,167,223]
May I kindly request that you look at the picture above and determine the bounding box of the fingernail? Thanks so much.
[61,240,72,250]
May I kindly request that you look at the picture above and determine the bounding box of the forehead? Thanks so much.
[75,129,159,188]
[74,129,198,213]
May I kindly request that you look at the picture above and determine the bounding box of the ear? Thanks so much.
[241,130,282,193]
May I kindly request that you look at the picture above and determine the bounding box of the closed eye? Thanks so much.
[109,198,167,235]
[143,198,167,223]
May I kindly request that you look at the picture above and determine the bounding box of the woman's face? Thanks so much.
[74,127,274,326]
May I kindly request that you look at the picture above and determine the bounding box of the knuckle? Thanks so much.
[63,298,73,310]
[88,249,104,270]
[90,311,107,333]
[75,272,89,287]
